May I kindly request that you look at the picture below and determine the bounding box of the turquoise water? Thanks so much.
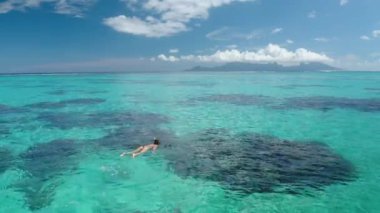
[0,71,379,212]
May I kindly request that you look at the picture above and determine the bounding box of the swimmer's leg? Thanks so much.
[120,146,143,157]
[131,146,144,154]
[132,147,149,158]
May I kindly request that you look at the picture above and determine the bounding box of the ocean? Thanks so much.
[0,71,379,212]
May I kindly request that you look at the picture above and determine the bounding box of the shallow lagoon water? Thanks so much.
[0,71,379,212]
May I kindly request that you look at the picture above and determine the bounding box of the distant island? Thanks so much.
[186,62,340,72]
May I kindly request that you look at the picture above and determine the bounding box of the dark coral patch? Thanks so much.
[19,180,60,211]
[25,98,105,109]
[165,129,355,194]
[166,81,216,88]
[0,125,10,136]
[88,79,155,85]
[277,84,336,89]
[280,96,380,112]
[20,140,78,179]
[18,140,79,210]
[95,127,176,151]
[37,111,169,130]
[0,104,28,114]
[86,111,169,127]
[47,90,66,95]
[60,98,105,105]
[364,88,380,91]
[47,89,107,96]
[26,102,65,109]
[190,94,380,112]
[85,90,108,94]
[0,147,14,174]
[191,94,277,106]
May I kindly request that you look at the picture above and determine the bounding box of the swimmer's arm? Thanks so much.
[152,146,158,152]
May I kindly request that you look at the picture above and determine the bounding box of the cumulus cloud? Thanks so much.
[55,0,96,16]
[340,0,348,6]
[103,15,187,37]
[104,0,254,37]
[0,0,96,17]
[155,44,332,64]
[157,54,179,62]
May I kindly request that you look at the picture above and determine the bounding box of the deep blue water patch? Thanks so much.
[164,129,356,195]
[25,98,106,109]
[0,147,14,174]
[37,111,170,130]
[18,140,79,210]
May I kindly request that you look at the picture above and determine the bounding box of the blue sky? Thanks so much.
[0,0,380,72]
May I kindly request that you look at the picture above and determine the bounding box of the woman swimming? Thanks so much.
[120,138,160,158]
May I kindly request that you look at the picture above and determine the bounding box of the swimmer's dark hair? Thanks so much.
[153,138,160,145]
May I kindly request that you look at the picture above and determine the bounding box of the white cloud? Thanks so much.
[206,27,230,40]
[156,44,332,64]
[314,37,329,42]
[104,0,254,37]
[286,39,294,44]
[373,30,380,38]
[104,15,187,37]
[157,54,179,62]
[206,27,262,41]
[272,28,283,34]
[308,10,316,18]
[340,0,348,6]
[169,48,179,53]
[0,0,96,17]
[360,35,371,40]
[55,0,96,17]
